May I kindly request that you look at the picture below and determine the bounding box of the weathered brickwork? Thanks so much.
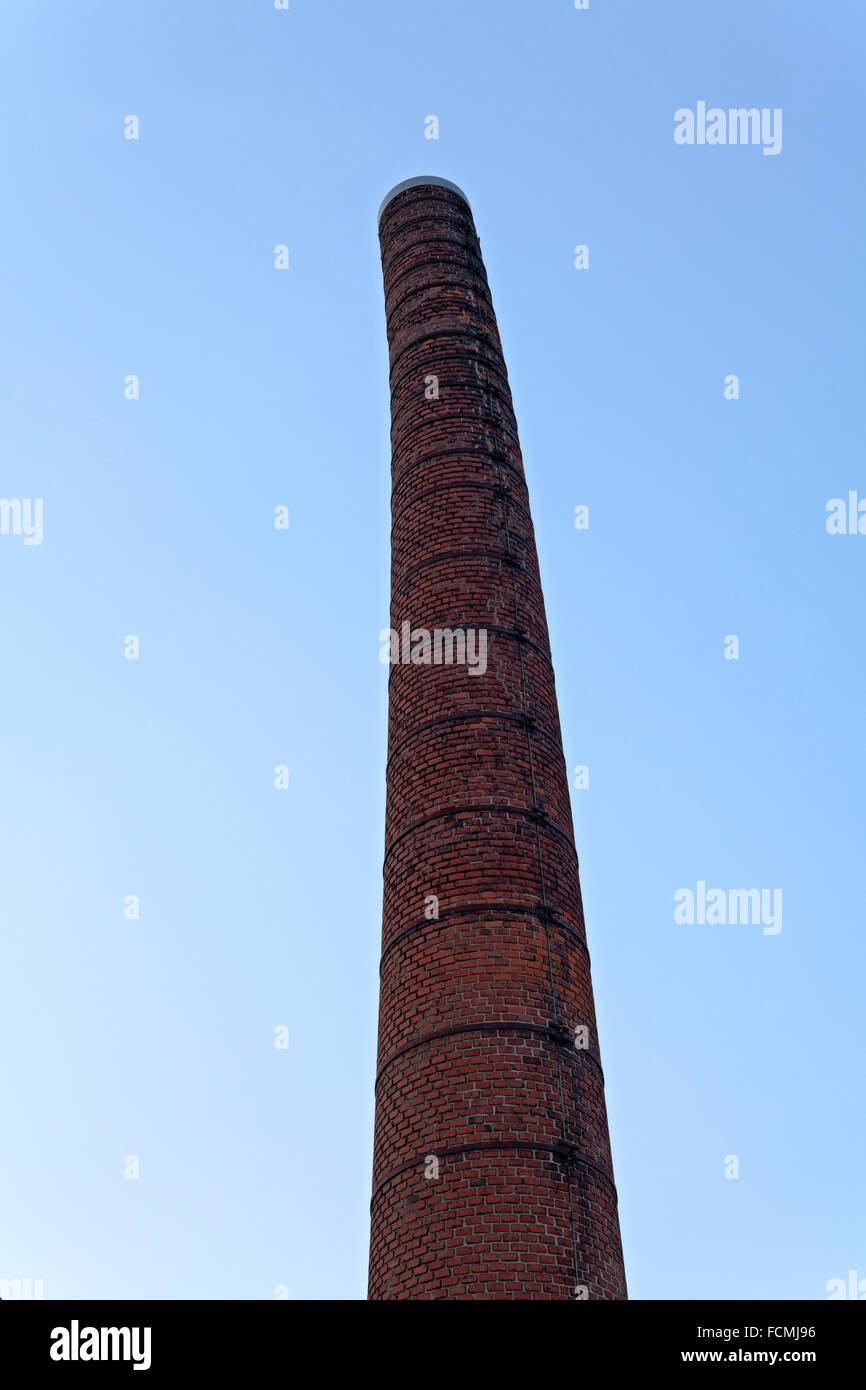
[369,180,627,1301]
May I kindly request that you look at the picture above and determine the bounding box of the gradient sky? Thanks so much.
[0,0,863,1301]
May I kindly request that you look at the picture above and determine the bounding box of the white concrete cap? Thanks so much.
[378,176,470,225]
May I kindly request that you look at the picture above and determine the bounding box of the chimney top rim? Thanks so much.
[378,176,470,224]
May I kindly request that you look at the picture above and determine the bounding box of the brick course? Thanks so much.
[369,181,627,1300]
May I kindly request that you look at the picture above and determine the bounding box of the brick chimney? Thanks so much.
[369,177,627,1300]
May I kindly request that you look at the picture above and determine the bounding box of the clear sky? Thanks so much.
[0,0,863,1301]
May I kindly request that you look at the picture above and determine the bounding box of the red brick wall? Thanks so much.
[369,181,627,1300]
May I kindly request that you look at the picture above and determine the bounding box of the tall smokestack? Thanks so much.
[369,177,627,1300]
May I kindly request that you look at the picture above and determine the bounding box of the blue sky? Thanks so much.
[0,0,863,1300]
